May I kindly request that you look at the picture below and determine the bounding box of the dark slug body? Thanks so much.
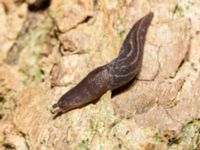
[53,12,154,112]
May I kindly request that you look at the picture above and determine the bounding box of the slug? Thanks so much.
[53,12,154,113]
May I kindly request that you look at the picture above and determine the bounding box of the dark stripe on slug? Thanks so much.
[53,12,154,113]
[108,12,154,90]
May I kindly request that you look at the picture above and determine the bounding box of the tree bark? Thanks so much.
[1,0,200,149]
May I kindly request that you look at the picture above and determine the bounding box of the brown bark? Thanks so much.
[1,0,200,149]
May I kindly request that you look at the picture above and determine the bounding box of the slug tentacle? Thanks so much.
[53,12,154,113]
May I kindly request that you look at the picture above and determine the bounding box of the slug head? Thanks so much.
[52,65,110,113]
[52,86,83,113]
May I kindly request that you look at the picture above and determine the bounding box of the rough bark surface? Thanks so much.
[0,0,200,150]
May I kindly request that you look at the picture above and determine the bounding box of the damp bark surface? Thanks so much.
[0,0,200,150]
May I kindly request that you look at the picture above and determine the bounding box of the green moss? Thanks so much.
[168,120,200,150]
[172,4,184,15]
[154,133,163,143]
[34,66,43,82]
[181,120,200,150]
[79,138,91,150]
[118,29,128,40]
